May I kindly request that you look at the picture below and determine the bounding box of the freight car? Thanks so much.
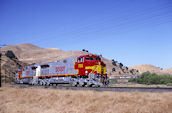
[15,54,109,86]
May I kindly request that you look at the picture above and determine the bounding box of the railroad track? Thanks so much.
[8,83,172,92]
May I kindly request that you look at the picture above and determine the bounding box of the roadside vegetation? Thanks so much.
[129,72,172,85]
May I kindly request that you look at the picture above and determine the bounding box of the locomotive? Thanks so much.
[15,54,109,86]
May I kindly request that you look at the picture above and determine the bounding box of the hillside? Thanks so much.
[1,43,90,63]
[0,50,28,82]
[0,43,139,79]
[163,68,172,74]
[129,64,172,75]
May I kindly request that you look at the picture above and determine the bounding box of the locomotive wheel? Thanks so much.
[40,82,42,85]
[81,83,86,87]
[79,83,85,87]
[72,82,78,87]
[75,83,79,87]
[87,84,93,87]
[79,82,84,87]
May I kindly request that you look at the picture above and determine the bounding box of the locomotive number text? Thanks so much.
[56,66,65,72]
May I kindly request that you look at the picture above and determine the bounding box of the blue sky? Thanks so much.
[0,0,172,69]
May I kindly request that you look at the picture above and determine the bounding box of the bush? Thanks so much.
[128,72,172,85]
[5,50,17,59]
[112,68,116,72]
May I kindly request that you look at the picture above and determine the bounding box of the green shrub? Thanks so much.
[129,72,172,85]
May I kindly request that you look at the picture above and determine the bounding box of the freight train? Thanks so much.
[15,54,109,86]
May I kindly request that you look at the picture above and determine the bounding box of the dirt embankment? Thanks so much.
[0,86,172,113]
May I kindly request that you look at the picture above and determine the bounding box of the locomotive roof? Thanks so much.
[78,54,100,58]
[23,54,100,68]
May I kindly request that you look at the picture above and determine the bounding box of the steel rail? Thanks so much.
[9,83,172,92]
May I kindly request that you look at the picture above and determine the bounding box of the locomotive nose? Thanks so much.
[101,62,106,75]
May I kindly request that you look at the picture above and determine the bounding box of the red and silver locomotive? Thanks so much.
[15,54,109,86]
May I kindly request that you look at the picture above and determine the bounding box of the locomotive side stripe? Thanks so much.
[19,74,78,79]
[85,65,102,74]
[19,76,33,79]
[39,74,78,78]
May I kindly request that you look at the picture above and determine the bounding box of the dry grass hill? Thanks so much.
[166,68,172,74]
[0,43,139,82]
[129,64,172,75]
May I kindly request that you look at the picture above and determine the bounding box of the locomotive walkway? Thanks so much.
[8,83,172,92]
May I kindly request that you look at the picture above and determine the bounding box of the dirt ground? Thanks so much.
[0,86,172,113]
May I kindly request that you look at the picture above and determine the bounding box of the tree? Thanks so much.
[112,60,118,66]
[112,68,116,72]
[119,63,123,68]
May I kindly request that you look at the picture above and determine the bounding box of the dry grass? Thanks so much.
[0,86,172,113]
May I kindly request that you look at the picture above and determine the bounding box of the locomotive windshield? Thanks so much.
[86,57,94,61]
[95,57,101,61]
[85,57,101,61]
[78,57,84,62]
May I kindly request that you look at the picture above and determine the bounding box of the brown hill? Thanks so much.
[1,43,139,79]
[1,43,88,63]
[168,68,172,72]
[130,64,172,75]
[167,67,172,71]
[163,67,172,75]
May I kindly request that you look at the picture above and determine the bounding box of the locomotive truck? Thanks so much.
[15,54,109,86]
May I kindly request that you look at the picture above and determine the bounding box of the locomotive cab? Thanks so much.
[74,54,109,86]
[75,54,107,77]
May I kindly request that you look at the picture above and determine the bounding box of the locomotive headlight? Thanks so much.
[85,71,88,74]
[98,62,100,65]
